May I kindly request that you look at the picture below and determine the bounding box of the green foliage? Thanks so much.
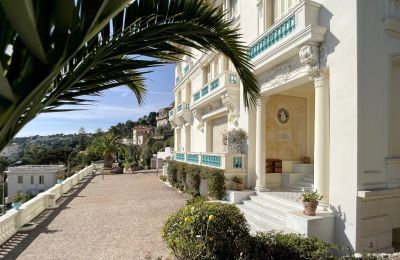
[250,231,337,260]
[162,201,251,260]
[151,140,165,154]
[89,133,126,168]
[127,144,142,166]
[186,164,202,197]
[201,167,225,200]
[164,136,174,148]
[141,142,153,167]
[177,162,187,184]
[13,192,26,203]
[166,161,179,186]
[300,190,323,202]
[159,175,167,182]
[232,176,244,184]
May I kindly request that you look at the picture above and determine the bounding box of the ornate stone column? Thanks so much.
[313,70,329,210]
[255,97,268,192]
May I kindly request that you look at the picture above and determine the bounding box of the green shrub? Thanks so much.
[159,175,167,182]
[176,162,187,184]
[162,200,251,259]
[201,167,225,200]
[186,164,201,196]
[250,231,337,260]
[166,161,178,186]
[186,196,205,206]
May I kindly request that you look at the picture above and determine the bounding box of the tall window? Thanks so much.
[17,176,23,184]
[389,57,400,156]
[229,0,238,18]
[273,0,299,22]
[31,176,34,184]
[39,176,44,184]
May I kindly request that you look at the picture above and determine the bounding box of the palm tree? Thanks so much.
[90,134,125,169]
[0,0,259,151]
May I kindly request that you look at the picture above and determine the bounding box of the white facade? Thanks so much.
[6,165,65,198]
[169,0,400,253]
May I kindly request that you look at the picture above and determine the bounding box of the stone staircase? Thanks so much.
[237,191,303,233]
[287,174,314,192]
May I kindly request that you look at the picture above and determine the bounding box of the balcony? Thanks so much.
[173,152,246,173]
[191,70,239,110]
[169,102,191,126]
[248,0,327,73]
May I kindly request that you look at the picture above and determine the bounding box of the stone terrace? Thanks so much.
[0,172,188,260]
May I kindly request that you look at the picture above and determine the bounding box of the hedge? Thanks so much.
[166,160,225,200]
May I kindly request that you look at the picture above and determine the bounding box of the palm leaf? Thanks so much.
[0,0,259,152]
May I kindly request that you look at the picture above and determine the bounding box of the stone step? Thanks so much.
[256,192,303,210]
[243,199,287,219]
[249,195,299,213]
[240,209,277,234]
[237,204,287,231]
[297,181,314,187]
[302,177,314,182]
[293,164,314,174]
[288,185,314,192]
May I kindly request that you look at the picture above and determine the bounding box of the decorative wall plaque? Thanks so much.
[277,108,289,124]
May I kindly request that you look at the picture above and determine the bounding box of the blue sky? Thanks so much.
[16,64,175,137]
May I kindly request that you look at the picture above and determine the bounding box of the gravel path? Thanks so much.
[0,172,188,260]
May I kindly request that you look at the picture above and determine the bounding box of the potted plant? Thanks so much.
[123,161,131,174]
[178,183,185,192]
[232,176,245,191]
[222,128,248,153]
[300,190,322,216]
[12,193,26,210]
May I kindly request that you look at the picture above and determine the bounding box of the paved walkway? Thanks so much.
[0,172,188,260]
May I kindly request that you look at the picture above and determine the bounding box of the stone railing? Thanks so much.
[174,152,246,173]
[0,164,99,246]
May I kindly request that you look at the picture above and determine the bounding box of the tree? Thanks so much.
[0,0,259,152]
[90,134,126,168]
[127,144,142,166]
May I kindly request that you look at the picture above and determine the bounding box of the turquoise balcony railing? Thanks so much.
[192,71,239,105]
[176,76,180,84]
[201,155,221,168]
[193,92,201,102]
[249,15,296,59]
[210,78,220,91]
[175,153,185,161]
[187,154,199,163]
[183,65,190,74]
[201,86,209,96]
[177,104,182,112]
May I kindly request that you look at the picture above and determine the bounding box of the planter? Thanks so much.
[303,201,319,216]
[235,183,245,191]
[12,202,22,210]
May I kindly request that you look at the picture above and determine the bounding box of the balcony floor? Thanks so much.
[0,172,188,259]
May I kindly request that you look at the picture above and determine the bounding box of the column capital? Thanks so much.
[311,68,329,89]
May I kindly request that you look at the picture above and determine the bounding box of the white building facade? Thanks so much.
[6,165,65,198]
[169,0,400,253]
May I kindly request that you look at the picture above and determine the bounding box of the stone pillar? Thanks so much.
[313,71,329,210]
[255,97,268,192]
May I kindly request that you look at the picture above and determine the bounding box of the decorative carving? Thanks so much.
[192,109,204,132]
[299,44,320,77]
[221,93,239,126]
[256,0,263,14]
[258,56,308,90]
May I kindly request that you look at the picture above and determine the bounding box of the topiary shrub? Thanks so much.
[167,161,178,186]
[186,164,202,197]
[162,200,251,259]
[250,231,337,260]
[176,161,187,184]
[201,167,225,200]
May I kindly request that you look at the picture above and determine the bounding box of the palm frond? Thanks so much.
[0,0,259,151]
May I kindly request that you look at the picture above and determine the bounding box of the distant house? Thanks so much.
[132,125,154,145]
[6,165,65,198]
[0,143,20,160]
[156,104,174,127]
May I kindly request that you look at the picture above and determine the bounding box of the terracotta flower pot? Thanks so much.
[303,201,319,216]
[236,183,245,191]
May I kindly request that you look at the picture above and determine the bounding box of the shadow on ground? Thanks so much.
[0,174,96,260]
